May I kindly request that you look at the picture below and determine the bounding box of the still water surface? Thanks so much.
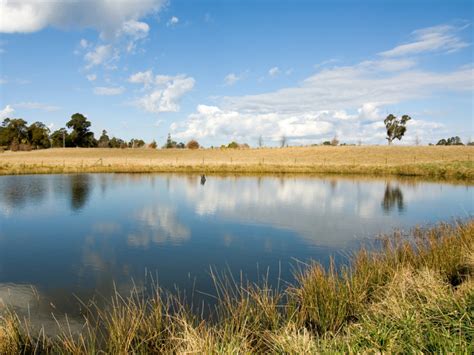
[0,174,472,329]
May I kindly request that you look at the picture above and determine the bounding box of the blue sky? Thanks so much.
[0,0,472,146]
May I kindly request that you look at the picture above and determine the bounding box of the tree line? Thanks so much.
[0,113,471,151]
[0,113,174,151]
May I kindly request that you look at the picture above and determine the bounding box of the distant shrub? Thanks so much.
[322,141,331,146]
[227,141,239,149]
[186,140,200,149]
[149,140,157,149]
[436,136,464,146]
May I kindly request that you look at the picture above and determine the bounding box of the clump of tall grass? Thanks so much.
[0,220,472,353]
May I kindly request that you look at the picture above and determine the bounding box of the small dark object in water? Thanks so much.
[200,174,206,185]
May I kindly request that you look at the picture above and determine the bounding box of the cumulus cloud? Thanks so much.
[93,86,125,96]
[379,24,469,57]
[1,1,166,70]
[171,24,472,145]
[129,70,195,113]
[0,105,14,119]
[171,104,334,143]
[167,16,179,27]
[0,0,165,38]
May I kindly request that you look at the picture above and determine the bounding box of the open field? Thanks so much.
[1,220,472,354]
[0,146,473,179]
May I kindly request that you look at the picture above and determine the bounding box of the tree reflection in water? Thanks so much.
[382,183,404,213]
[70,175,91,211]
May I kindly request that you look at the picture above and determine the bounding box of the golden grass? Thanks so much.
[0,146,473,179]
[1,220,472,354]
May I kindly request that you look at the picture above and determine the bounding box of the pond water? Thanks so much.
[0,174,472,330]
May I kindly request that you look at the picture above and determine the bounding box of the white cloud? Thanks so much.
[0,105,14,119]
[84,44,116,69]
[171,105,334,143]
[1,1,165,71]
[171,25,472,145]
[118,20,149,40]
[128,69,154,87]
[14,102,60,112]
[86,74,97,82]
[224,73,241,86]
[117,20,150,53]
[93,86,125,96]
[268,66,280,77]
[357,103,380,121]
[0,0,165,38]
[167,16,179,27]
[79,39,89,48]
[0,78,6,84]
[129,71,195,113]
[222,61,472,115]
[380,24,469,57]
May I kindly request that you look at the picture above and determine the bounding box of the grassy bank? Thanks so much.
[0,146,473,179]
[1,220,473,354]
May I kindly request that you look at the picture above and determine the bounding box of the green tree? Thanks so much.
[66,113,96,147]
[129,138,145,148]
[50,128,71,147]
[0,122,10,146]
[109,137,127,148]
[384,114,411,145]
[149,140,157,149]
[0,118,29,146]
[28,122,51,149]
[98,130,110,148]
[437,136,463,146]
[163,133,177,148]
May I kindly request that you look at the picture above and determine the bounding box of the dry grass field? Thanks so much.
[0,146,473,179]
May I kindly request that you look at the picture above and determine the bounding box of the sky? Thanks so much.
[0,0,473,147]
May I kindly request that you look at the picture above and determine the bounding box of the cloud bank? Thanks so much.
[0,0,165,38]
[171,24,472,145]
